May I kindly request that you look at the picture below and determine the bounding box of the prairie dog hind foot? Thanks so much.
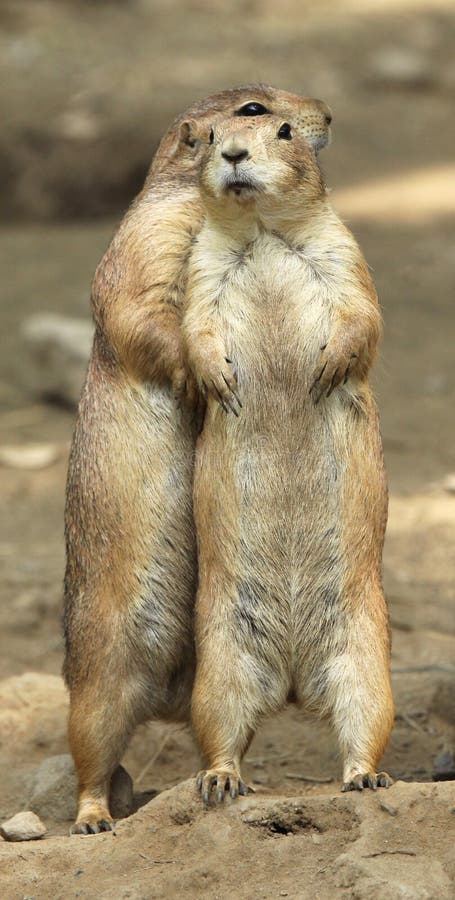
[196,768,253,804]
[341,771,394,792]
[70,796,115,835]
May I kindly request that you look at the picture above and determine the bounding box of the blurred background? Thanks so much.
[0,0,454,837]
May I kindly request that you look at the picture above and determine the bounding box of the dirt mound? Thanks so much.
[1,779,454,899]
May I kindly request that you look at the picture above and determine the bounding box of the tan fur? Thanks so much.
[182,117,394,802]
[63,85,332,834]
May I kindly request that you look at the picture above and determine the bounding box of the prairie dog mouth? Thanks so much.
[221,173,260,197]
[229,180,255,196]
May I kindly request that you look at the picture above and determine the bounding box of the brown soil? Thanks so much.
[1,0,454,897]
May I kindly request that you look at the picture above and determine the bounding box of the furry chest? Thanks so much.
[215,236,332,388]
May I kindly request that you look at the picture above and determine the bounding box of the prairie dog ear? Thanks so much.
[178,119,200,149]
[178,119,204,150]
[166,119,202,162]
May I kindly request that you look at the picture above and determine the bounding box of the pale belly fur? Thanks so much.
[195,233,384,679]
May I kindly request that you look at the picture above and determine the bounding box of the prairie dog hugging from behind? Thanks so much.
[63,85,332,834]
[183,116,394,802]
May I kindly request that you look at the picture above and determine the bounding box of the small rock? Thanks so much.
[29,754,134,822]
[368,47,434,89]
[22,314,93,407]
[57,109,101,141]
[432,749,455,781]
[29,754,77,822]
[110,765,134,819]
[432,678,455,724]
[442,473,455,495]
[0,443,61,470]
[379,799,398,817]
[0,811,46,841]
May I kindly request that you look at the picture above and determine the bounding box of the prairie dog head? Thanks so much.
[197,116,325,210]
[153,85,331,176]
[230,92,331,154]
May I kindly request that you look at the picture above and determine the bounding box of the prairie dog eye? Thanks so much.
[235,101,268,116]
[277,122,292,140]
[209,128,214,144]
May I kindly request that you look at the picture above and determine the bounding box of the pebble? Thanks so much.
[29,754,77,821]
[110,765,135,819]
[0,443,61,470]
[379,799,399,817]
[22,314,93,407]
[29,754,134,822]
[368,48,434,89]
[0,811,46,841]
[442,473,455,495]
[432,749,455,781]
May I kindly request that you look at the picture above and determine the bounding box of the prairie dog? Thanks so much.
[63,86,332,834]
[183,116,394,801]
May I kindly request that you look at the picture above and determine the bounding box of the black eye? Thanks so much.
[235,101,268,117]
[209,128,214,144]
[277,123,292,140]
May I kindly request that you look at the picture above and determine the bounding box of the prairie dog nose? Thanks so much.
[221,134,250,164]
[314,99,333,124]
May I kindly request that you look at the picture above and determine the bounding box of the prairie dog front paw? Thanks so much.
[195,352,242,416]
[310,336,368,403]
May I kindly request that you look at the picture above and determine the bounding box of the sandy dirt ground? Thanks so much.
[1,0,454,897]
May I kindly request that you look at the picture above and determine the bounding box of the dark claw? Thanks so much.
[343,354,358,385]
[216,788,225,803]
[310,361,328,402]
[211,381,229,413]
[239,782,250,796]
[326,369,339,397]
[378,772,394,788]
[98,819,114,832]
[225,357,232,363]
[202,775,217,804]
[222,373,242,410]
[227,400,240,418]
[196,775,203,791]
[342,771,392,793]
[316,360,328,382]
[230,784,238,800]
[309,381,323,404]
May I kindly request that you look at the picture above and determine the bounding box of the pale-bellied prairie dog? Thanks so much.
[183,116,394,803]
[63,85,332,835]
